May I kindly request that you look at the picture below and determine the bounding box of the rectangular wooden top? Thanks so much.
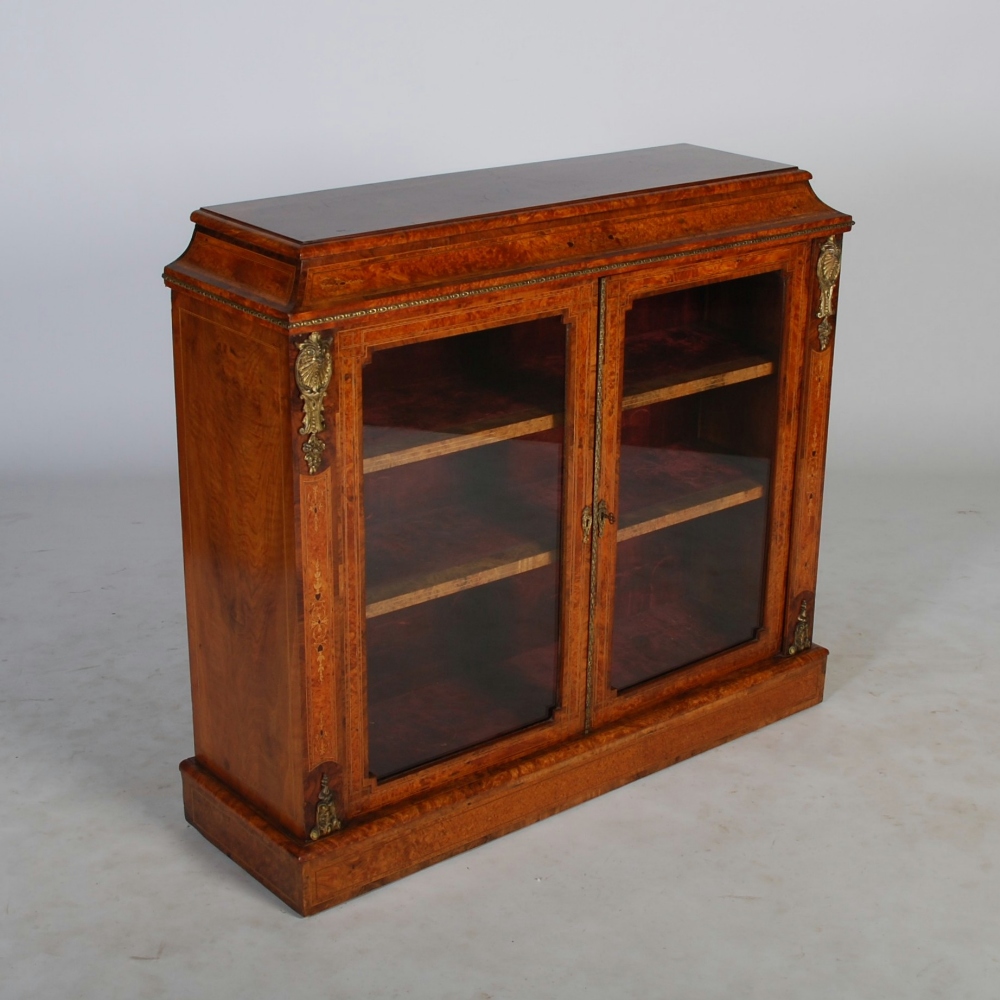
[204,144,794,244]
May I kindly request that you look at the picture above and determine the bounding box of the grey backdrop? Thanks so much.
[2,0,998,477]
[4,5,1000,997]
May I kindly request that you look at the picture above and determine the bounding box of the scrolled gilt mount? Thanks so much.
[295,332,333,474]
[816,235,842,351]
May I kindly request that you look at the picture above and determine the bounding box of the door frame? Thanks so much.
[587,242,813,729]
[331,280,600,816]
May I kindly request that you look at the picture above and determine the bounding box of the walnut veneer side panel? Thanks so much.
[172,292,306,837]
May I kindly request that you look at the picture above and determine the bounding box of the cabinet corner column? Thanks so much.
[783,234,845,656]
[290,328,345,837]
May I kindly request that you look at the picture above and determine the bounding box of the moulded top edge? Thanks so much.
[202,144,796,245]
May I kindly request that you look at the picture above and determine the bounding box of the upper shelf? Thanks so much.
[364,413,561,474]
[622,355,772,412]
[364,348,773,474]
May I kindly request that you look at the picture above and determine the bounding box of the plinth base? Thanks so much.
[181,646,826,915]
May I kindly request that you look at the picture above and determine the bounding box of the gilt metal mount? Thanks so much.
[295,332,333,474]
[583,500,616,543]
[816,236,842,351]
[787,599,813,656]
[309,774,341,841]
[595,499,616,537]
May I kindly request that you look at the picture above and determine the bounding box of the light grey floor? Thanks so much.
[1,472,998,999]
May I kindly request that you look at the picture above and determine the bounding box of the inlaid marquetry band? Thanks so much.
[165,224,848,333]
[300,473,336,768]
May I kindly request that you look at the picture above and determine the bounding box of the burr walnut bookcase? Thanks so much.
[164,144,851,915]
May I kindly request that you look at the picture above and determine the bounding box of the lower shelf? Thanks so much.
[365,567,561,779]
[365,446,768,619]
[180,645,827,916]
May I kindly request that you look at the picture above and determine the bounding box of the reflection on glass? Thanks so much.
[610,273,783,690]
[363,320,566,779]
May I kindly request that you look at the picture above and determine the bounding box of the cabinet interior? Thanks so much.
[362,319,567,779]
[610,270,784,690]
[359,271,785,778]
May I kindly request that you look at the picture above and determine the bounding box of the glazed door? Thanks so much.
[588,247,810,727]
[338,286,597,813]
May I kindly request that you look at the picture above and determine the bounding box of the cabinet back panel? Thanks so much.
[611,500,769,690]
[608,271,783,693]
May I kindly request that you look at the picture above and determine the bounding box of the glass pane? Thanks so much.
[610,272,783,690]
[362,319,566,779]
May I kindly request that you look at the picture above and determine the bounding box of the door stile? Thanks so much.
[764,243,814,654]
[782,233,847,655]
[333,328,371,820]
[558,283,601,733]
[585,276,630,732]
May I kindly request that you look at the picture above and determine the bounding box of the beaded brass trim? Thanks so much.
[584,279,608,733]
[163,278,288,327]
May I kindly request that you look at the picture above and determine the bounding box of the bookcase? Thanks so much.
[164,144,851,914]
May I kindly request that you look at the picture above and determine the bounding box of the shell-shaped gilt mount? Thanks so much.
[816,236,842,351]
[309,774,341,841]
[295,332,333,474]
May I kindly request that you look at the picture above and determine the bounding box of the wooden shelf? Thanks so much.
[364,412,560,474]
[617,477,764,542]
[367,541,554,618]
[366,471,765,618]
[622,357,772,412]
[364,354,773,474]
